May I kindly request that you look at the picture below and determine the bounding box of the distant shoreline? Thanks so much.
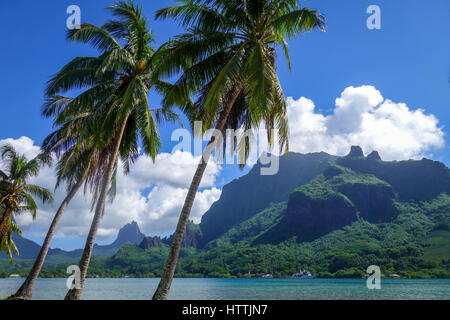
[2,275,448,280]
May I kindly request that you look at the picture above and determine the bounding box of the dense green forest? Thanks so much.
[2,152,449,280]
[2,193,449,279]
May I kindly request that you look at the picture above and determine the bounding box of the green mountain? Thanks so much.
[254,165,398,244]
[97,147,448,278]
[79,190,448,279]
[199,151,338,246]
[2,147,449,279]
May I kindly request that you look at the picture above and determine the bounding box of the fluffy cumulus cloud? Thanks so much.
[0,137,222,241]
[0,136,41,159]
[287,85,445,160]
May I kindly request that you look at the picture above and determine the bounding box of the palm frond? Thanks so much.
[24,184,53,205]
[270,8,325,39]
[67,23,122,52]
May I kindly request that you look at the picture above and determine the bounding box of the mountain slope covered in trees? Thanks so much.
[2,147,449,279]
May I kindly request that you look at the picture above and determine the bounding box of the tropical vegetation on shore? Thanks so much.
[2,193,449,280]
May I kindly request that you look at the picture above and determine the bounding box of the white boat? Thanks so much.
[292,269,315,279]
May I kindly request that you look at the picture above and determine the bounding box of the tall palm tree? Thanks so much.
[39,1,178,300]
[152,0,325,300]
[0,145,53,263]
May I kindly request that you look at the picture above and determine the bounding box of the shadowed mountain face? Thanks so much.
[200,147,449,247]
[139,236,162,250]
[5,234,42,260]
[255,165,399,244]
[337,149,450,201]
[108,221,145,248]
[139,221,203,249]
[198,152,338,247]
[163,221,203,248]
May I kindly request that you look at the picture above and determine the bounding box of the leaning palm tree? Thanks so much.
[11,100,118,300]
[152,0,325,299]
[0,145,53,263]
[37,1,178,300]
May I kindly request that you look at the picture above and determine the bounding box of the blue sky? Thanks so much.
[0,0,449,249]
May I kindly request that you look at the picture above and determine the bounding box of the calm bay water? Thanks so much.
[0,278,449,300]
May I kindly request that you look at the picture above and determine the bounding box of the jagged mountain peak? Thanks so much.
[346,146,365,158]
[139,236,162,250]
[110,221,145,248]
[367,151,382,161]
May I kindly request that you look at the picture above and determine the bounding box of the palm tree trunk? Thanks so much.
[12,167,89,300]
[0,208,12,241]
[64,118,129,300]
[152,88,241,300]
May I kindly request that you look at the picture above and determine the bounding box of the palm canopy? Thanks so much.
[44,0,179,174]
[154,0,325,161]
[41,101,120,207]
[41,95,177,208]
[0,145,53,262]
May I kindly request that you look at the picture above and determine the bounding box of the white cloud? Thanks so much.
[0,137,222,242]
[137,185,221,236]
[287,85,445,160]
[0,136,40,160]
[122,150,220,190]
[327,86,384,135]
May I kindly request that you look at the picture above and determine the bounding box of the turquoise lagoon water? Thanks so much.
[0,278,449,300]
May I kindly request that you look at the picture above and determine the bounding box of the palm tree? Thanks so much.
[38,1,178,300]
[13,90,177,300]
[152,0,325,300]
[11,98,119,300]
[0,145,53,263]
